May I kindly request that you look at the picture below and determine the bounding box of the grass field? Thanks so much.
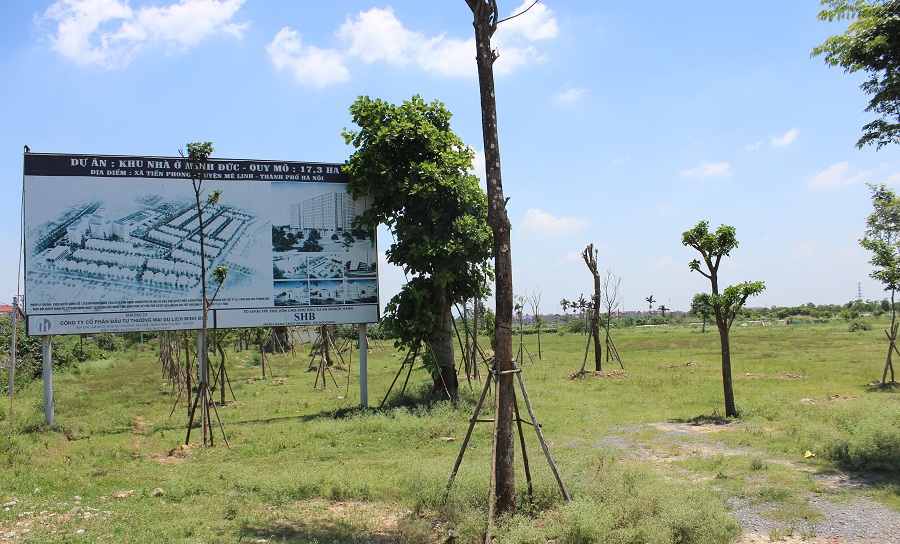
[1,320,898,543]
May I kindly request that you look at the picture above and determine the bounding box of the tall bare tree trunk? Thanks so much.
[467,0,515,517]
[582,244,602,371]
[718,324,736,417]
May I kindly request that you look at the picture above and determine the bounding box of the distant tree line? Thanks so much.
[0,317,135,395]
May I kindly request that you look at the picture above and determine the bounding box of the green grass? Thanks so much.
[0,320,897,542]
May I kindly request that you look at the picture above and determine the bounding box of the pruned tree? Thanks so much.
[601,269,622,362]
[860,183,900,383]
[682,220,765,418]
[342,95,493,397]
[813,0,900,149]
[658,305,669,319]
[526,288,543,360]
[582,244,603,371]
[645,295,655,316]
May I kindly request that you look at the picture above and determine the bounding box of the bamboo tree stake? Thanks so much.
[883,323,898,384]
[7,297,19,451]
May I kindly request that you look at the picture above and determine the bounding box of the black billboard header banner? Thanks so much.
[24,153,347,183]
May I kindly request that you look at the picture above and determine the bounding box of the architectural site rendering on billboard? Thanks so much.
[23,153,379,335]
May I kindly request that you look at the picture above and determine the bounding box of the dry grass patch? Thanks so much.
[567,369,629,379]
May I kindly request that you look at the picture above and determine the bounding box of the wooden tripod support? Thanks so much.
[883,323,898,384]
[605,328,625,370]
[185,330,229,449]
[445,359,569,539]
[310,325,342,390]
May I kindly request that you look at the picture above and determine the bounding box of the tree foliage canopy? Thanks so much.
[813,0,900,148]
[342,95,493,353]
[861,183,900,293]
[682,221,765,330]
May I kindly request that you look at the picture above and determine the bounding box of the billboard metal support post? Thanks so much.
[42,335,54,426]
[358,324,368,407]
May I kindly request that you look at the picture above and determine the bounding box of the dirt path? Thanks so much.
[598,422,900,544]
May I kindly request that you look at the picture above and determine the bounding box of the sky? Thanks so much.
[3,0,900,317]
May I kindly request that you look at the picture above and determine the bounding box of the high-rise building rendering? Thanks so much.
[290,192,356,231]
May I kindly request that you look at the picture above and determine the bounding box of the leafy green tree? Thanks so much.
[860,183,900,382]
[342,95,493,394]
[690,293,713,333]
[682,221,765,417]
[813,0,900,148]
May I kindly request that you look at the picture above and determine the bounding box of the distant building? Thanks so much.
[289,203,302,230]
[290,192,356,231]
[0,304,24,320]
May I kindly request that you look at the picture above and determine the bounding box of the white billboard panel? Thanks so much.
[23,153,379,335]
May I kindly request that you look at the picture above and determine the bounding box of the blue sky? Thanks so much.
[3,0,899,315]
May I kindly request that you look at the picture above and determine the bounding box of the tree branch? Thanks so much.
[497,0,539,25]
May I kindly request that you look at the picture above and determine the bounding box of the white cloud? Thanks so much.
[330,3,558,82]
[771,128,799,147]
[492,1,559,74]
[501,1,559,41]
[809,162,869,189]
[338,7,414,65]
[337,7,474,77]
[679,160,731,179]
[266,27,349,89]
[415,35,475,78]
[518,208,587,239]
[553,87,587,105]
[43,0,247,69]
[744,141,763,152]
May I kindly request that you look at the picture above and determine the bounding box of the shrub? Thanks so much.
[819,404,900,472]
[93,333,125,352]
[848,320,872,332]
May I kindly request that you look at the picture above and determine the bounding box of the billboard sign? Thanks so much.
[23,153,379,335]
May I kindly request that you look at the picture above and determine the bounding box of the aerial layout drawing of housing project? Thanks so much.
[23,153,379,335]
